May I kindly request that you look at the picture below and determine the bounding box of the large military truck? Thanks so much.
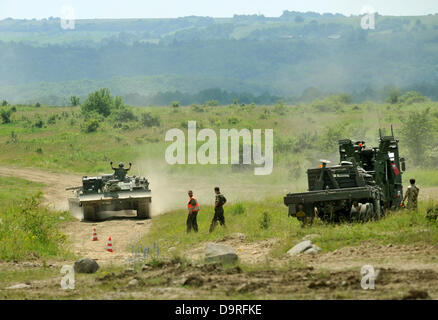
[67,164,151,221]
[284,127,406,223]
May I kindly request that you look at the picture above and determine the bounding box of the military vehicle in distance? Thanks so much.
[284,127,406,224]
[67,163,151,221]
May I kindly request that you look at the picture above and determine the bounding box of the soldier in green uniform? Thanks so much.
[402,178,420,212]
[209,187,227,233]
[110,162,132,181]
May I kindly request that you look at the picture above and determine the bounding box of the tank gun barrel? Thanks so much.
[65,186,82,191]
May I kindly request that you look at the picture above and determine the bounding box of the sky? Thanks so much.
[0,0,437,20]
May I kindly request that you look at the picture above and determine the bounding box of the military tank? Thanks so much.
[284,127,406,224]
[67,162,151,221]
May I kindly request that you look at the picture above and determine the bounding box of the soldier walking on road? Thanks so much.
[187,190,200,233]
[402,178,420,212]
[209,187,227,233]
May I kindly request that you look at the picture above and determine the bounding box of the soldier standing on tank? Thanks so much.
[110,161,131,181]
[402,178,420,212]
[187,190,200,233]
[209,187,227,233]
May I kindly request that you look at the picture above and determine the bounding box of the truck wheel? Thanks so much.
[137,201,151,219]
[83,205,96,221]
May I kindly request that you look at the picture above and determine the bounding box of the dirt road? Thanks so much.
[0,166,152,265]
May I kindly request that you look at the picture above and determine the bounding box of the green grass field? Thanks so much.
[0,100,437,184]
[0,98,437,263]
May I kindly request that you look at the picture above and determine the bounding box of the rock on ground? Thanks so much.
[74,258,99,274]
[127,279,139,287]
[6,283,31,290]
[287,240,314,256]
[205,242,238,264]
[303,245,322,255]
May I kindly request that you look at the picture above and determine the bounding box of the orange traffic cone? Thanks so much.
[107,236,113,252]
[92,228,98,241]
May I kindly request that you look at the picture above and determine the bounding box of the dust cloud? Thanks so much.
[132,158,289,217]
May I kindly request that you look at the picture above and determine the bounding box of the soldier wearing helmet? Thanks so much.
[110,161,132,181]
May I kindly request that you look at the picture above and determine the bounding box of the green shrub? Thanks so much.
[399,91,429,105]
[47,115,57,125]
[141,112,160,127]
[83,119,100,133]
[227,117,240,125]
[70,95,80,106]
[259,212,271,229]
[81,88,115,117]
[111,106,137,123]
[0,108,13,124]
[0,196,70,261]
[34,119,44,128]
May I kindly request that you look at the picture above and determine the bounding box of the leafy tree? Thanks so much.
[1,100,8,106]
[171,101,180,108]
[70,96,80,106]
[0,108,12,124]
[400,108,435,165]
[399,91,429,105]
[81,88,114,117]
[386,87,401,104]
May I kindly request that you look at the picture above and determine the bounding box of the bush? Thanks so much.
[400,108,436,166]
[259,212,271,230]
[70,96,80,106]
[399,91,429,105]
[34,119,44,128]
[204,100,219,107]
[111,106,137,123]
[83,119,100,133]
[81,88,115,117]
[385,87,401,104]
[191,104,205,113]
[141,112,160,127]
[273,101,287,115]
[227,117,240,125]
[47,115,57,125]
[171,101,180,108]
[0,107,14,124]
[0,196,69,261]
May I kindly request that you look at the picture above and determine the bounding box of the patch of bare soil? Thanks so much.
[60,216,153,265]
[186,235,279,265]
[89,258,438,299]
[295,242,438,272]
